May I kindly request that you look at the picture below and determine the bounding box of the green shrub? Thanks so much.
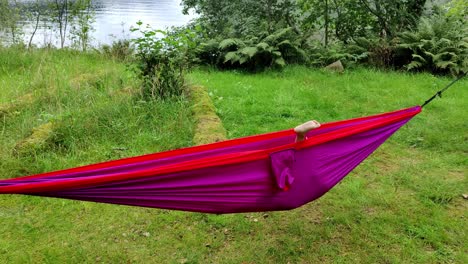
[306,41,357,67]
[196,27,307,71]
[194,39,221,66]
[100,39,134,61]
[397,13,468,75]
[345,37,400,69]
[130,22,197,100]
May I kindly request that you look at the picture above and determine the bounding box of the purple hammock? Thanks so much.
[0,106,421,214]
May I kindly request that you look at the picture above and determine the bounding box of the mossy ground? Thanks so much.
[189,85,227,145]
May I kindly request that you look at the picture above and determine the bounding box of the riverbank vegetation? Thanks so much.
[1,1,466,99]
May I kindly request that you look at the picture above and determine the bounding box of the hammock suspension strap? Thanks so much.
[421,73,466,108]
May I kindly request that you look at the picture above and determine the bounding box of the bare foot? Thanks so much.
[294,120,320,142]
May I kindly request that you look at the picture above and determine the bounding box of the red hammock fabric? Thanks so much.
[0,106,421,213]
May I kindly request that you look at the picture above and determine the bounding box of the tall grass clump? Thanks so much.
[100,39,134,61]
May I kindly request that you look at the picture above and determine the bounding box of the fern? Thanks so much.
[407,60,424,70]
[274,57,286,67]
[239,46,258,58]
[256,42,270,51]
[412,54,427,63]
[224,51,240,64]
[213,27,306,71]
[219,38,245,51]
[398,13,467,75]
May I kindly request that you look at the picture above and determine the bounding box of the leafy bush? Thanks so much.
[345,37,401,68]
[195,39,221,66]
[397,13,468,75]
[306,41,357,67]
[130,22,197,99]
[196,27,307,71]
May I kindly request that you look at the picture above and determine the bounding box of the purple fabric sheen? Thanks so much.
[270,149,296,190]
[31,115,415,214]
[0,107,420,213]
[3,108,411,183]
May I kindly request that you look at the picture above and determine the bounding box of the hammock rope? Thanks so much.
[421,73,466,108]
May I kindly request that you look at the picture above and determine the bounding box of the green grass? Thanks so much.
[0,47,196,263]
[188,66,467,263]
[0,47,466,264]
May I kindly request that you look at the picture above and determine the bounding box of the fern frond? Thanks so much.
[274,57,286,67]
[239,46,258,58]
[411,54,426,62]
[219,38,245,51]
[239,55,249,65]
[407,60,424,70]
[272,51,282,57]
[435,61,456,69]
[224,51,240,64]
[256,42,270,51]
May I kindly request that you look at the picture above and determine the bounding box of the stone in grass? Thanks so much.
[325,60,344,73]
[13,122,57,156]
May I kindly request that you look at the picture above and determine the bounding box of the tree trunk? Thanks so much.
[325,0,329,47]
[28,10,41,49]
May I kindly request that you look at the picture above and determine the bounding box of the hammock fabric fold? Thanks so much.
[0,106,421,214]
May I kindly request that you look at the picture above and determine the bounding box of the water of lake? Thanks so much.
[18,0,195,46]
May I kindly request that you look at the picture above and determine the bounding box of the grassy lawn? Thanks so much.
[188,66,467,263]
[0,48,466,264]
[0,48,195,263]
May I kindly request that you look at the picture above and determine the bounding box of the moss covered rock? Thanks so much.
[190,85,227,145]
[13,122,58,155]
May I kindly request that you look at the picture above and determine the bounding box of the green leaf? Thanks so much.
[256,42,269,51]
[277,40,293,48]
[224,51,240,64]
[239,47,258,58]
[239,55,249,65]
[407,60,423,70]
[272,51,282,57]
[219,38,244,51]
[274,57,286,67]
[435,61,456,69]
[412,54,427,62]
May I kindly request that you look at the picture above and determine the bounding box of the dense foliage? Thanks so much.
[130,22,198,99]
[398,11,467,75]
[1,0,466,99]
[196,28,307,71]
[183,0,467,75]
